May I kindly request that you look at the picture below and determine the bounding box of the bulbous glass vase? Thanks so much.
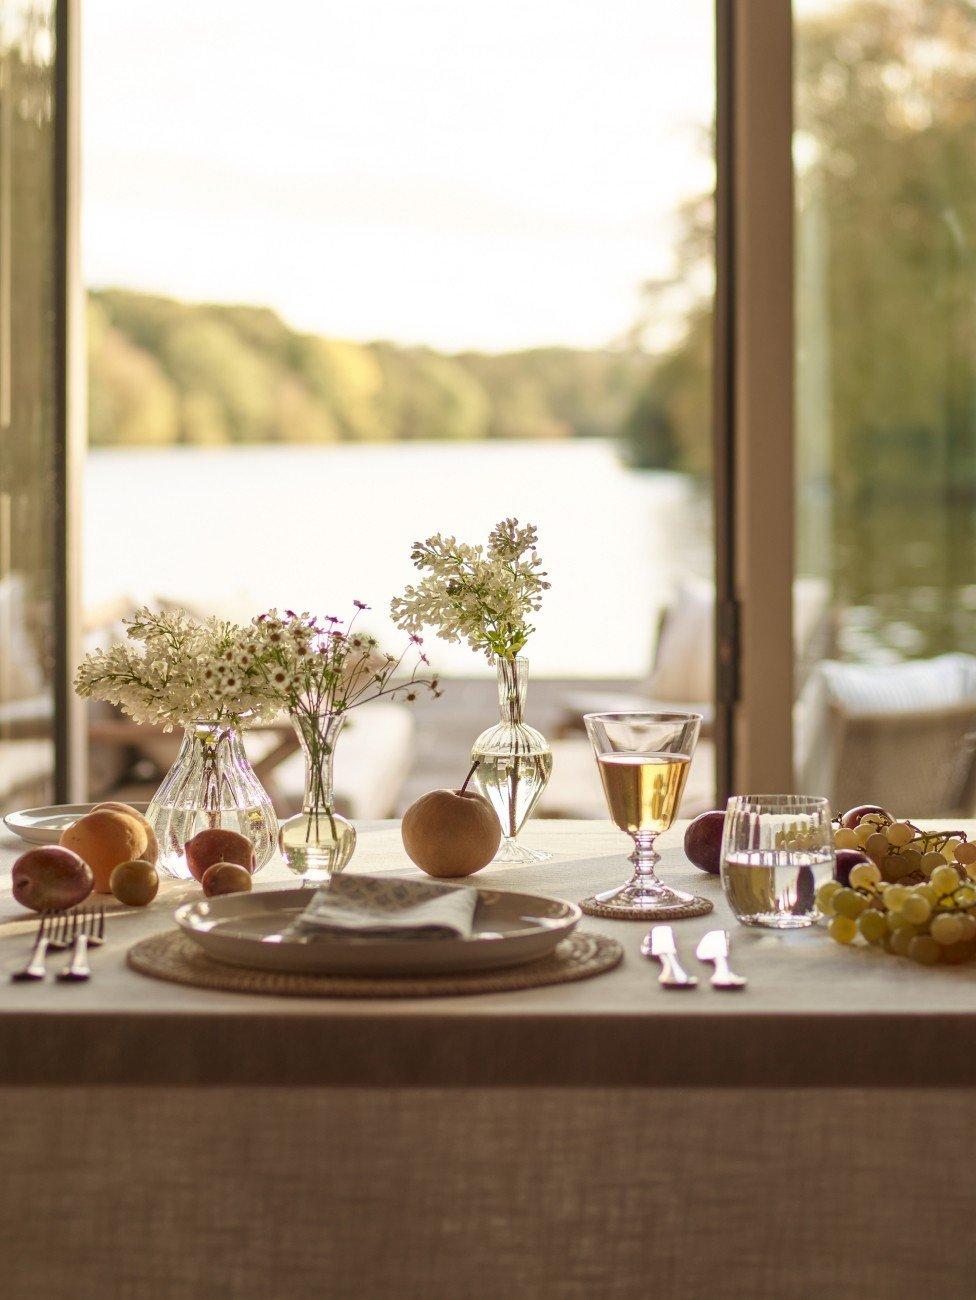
[470,656,552,863]
[147,721,279,879]
[278,710,357,885]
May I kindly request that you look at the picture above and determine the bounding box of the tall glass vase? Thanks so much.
[471,656,552,863]
[147,721,278,879]
[278,710,357,885]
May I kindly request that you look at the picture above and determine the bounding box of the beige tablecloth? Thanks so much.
[2,819,976,1298]
[1,819,975,1088]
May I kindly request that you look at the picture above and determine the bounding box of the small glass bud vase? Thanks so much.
[471,656,552,863]
[279,710,357,885]
[147,721,279,880]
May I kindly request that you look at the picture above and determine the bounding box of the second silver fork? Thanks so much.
[57,906,106,983]
[11,910,73,981]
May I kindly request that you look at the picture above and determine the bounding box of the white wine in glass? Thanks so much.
[583,712,707,919]
[596,752,691,837]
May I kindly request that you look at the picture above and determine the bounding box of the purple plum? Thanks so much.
[684,810,725,875]
[839,804,889,829]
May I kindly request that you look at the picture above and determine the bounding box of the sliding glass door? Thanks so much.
[794,0,976,816]
[0,0,80,815]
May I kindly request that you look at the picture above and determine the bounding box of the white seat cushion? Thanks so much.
[795,654,976,809]
[815,654,976,715]
[0,575,46,703]
[645,580,713,703]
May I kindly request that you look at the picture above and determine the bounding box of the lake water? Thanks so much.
[83,440,711,678]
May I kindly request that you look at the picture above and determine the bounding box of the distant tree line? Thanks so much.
[88,288,653,448]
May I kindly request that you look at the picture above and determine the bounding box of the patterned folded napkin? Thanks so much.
[287,874,479,943]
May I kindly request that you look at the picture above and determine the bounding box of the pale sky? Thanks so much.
[82,1,713,352]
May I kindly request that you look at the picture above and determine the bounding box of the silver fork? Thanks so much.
[57,906,106,983]
[11,910,72,982]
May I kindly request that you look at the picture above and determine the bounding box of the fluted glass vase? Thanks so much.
[147,721,278,880]
[278,710,357,885]
[471,656,552,863]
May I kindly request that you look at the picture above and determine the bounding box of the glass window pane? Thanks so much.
[83,2,715,819]
[0,2,57,815]
[795,0,976,815]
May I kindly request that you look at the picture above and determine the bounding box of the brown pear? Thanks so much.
[401,788,501,878]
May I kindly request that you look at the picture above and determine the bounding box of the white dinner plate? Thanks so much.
[176,885,582,975]
[3,802,149,845]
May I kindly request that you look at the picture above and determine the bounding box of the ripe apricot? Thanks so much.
[61,809,148,893]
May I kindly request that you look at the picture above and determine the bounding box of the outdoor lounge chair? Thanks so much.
[795,654,976,817]
[557,576,835,734]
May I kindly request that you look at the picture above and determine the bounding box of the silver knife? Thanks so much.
[642,926,697,989]
[695,929,747,990]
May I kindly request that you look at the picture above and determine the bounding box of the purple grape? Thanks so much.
[834,848,870,887]
[793,865,816,914]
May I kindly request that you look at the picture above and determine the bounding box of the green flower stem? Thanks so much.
[498,656,525,840]
[294,710,341,845]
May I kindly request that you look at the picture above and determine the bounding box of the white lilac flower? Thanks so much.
[390,517,548,662]
[74,606,283,729]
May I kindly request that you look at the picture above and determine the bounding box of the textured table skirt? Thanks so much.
[2,1086,973,1299]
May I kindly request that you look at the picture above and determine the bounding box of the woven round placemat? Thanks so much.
[126,930,623,999]
[579,894,713,921]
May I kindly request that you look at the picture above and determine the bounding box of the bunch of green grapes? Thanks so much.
[833,811,976,884]
[818,856,976,965]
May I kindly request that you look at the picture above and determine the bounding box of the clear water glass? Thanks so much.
[721,794,835,929]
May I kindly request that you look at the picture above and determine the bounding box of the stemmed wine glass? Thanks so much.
[582,711,709,919]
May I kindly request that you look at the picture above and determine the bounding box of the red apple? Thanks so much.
[684,810,725,875]
[184,828,255,883]
[12,846,93,912]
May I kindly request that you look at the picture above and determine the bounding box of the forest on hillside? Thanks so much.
[88,288,654,450]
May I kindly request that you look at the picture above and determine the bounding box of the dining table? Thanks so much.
[2,816,975,1299]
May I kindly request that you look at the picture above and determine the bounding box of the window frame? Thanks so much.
[714,0,795,798]
[54,0,84,801]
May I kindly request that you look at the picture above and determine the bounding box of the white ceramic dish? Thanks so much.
[3,802,149,845]
[176,885,581,976]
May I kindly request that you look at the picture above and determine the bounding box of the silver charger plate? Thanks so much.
[176,885,582,976]
[3,802,149,845]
